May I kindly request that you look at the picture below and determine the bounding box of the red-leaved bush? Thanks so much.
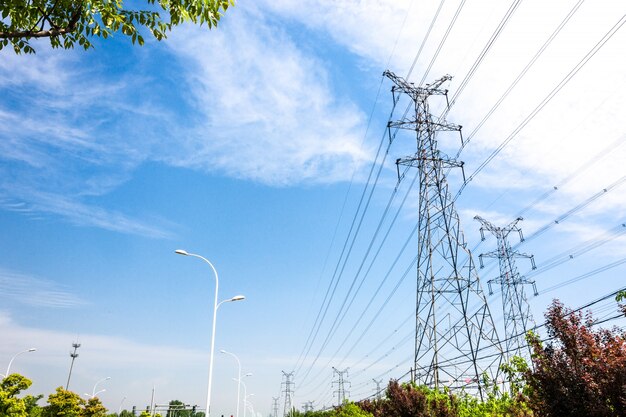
[526,300,626,417]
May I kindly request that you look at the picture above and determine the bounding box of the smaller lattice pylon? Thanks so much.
[475,216,538,361]
[332,367,350,406]
[281,371,295,417]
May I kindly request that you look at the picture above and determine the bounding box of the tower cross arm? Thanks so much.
[383,70,452,98]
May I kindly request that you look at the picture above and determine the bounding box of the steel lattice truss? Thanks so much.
[475,216,538,362]
[384,70,503,398]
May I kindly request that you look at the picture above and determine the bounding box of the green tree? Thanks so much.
[81,397,107,417]
[166,400,190,417]
[42,387,84,417]
[0,373,33,417]
[0,0,234,53]
[24,394,43,417]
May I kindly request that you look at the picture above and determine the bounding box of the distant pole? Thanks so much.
[150,386,156,417]
[66,343,81,389]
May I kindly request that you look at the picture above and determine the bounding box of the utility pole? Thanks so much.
[281,371,294,417]
[384,70,503,398]
[372,379,383,400]
[331,367,349,406]
[66,342,81,389]
[475,216,538,361]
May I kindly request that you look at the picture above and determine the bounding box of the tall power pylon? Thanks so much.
[281,371,294,417]
[475,216,538,360]
[384,70,503,397]
[332,367,349,406]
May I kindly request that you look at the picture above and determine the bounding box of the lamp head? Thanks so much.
[28,348,36,352]
[220,349,227,354]
[175,249,189,256]
[231,295,245,302]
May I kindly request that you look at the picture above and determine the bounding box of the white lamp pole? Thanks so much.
[238,377,253,417]
[118,396,127,414]
[4,348,36,377]
[175,249,245,417]
[245,393,255,417]
[92,377,111,397]
[221,350,242,417]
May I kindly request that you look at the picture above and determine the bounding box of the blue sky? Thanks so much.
[1,0,626,415]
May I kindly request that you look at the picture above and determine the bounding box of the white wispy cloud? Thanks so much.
[0,47,179,237]
[162,4,370,186]
[0,268,87,308]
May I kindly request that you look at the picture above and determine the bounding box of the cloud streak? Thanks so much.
[0,268,87,308]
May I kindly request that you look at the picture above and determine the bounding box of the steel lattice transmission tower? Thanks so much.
[384,70,503,397]
[331,367,350,406]
[281,371,295,417]
[475,216,538,360]
[372,379,384,400]
[272,397,280,417]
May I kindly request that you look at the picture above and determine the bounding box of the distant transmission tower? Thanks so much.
[302,401,314,413]
[281,371,294,417]
[475,216,538,360]
[66,342,81,389]
[372,379,384,400]
[332,367,349,406]
[272,397,280,417]
[384,70,503,397]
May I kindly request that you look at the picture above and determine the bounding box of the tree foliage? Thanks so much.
[0,374,33,417]
[42,387,84,417]
[358,380,531,417]
[525,300,626,417]
[0,0,234,53]
[82,397,107,417]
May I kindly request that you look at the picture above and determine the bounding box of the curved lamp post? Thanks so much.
[92,376,111,397]
[238,376,253,417]
[221,350,242,417]
[175,249,245,417]
[118,396,127,414]
[3,348,36,378]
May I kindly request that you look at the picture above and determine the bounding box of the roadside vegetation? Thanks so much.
[2,297,624,417]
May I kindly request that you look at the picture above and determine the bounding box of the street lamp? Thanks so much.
[221,350,243,417]
[175,249,246,417]
[245,393,255,417]
[92,377,111,397]
[2,348,36,377]
[118,396,127,414]
[238,376,253,417]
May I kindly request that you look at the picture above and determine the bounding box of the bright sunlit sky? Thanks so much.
[1,0,625,415]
